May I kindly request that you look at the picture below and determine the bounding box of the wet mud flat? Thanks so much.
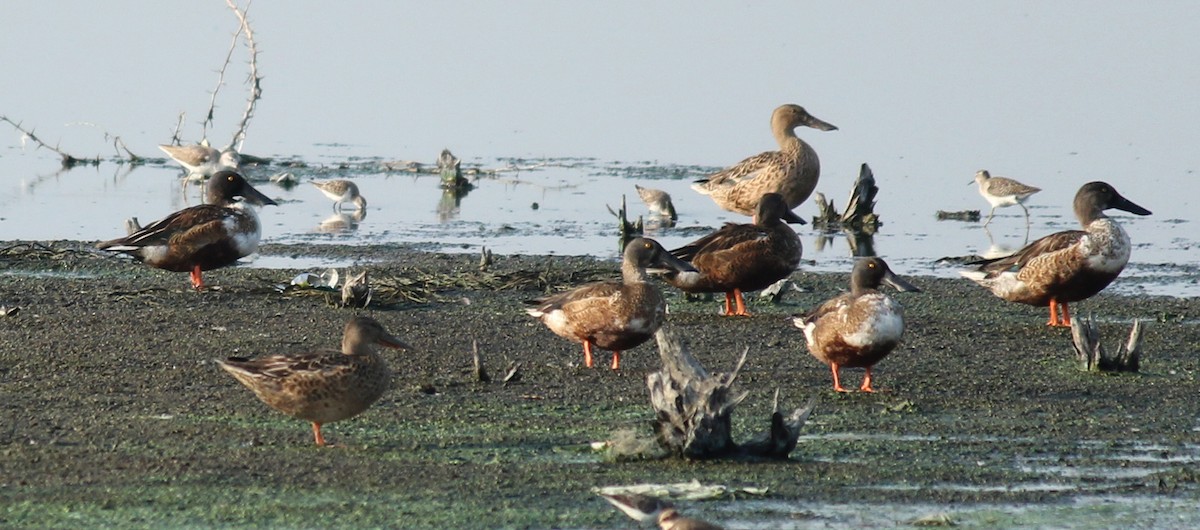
[1,241,1198,528]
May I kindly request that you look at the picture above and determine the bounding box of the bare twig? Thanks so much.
[69,121,143,162]
[226,0,262,153]
[169,112,186,146]
[0,115,98,168]
[202,5,246,142]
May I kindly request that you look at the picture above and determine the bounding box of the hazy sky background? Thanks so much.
[2,2,1198,207]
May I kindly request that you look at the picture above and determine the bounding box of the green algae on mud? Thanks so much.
[1,240,1199,529]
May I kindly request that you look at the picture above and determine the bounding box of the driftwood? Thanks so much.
[437,149,473,190]
[606,195,644,252]
[937,210,982,222]
[647,327,816,460]
[1071,316,1143,372]
[812,163,880,233]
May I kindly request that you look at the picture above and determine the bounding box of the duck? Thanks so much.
[662,193,803,316]
[972,170,1041,226]
[960,181,1151,327]
[793,257,920,392]
[598,492,724,530]
[692,104,837,218]
[216,316,410,447]
[96,170,277,290]
[311,179,367,211]
[525,237,696,370]
[158,141,240,178]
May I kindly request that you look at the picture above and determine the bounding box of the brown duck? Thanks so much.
[216,316,410,446]
[692,104,837,217]
[525,238,696,370]
[961,181,1151,326]
[793,257,920,392]
[97,170,276,290]
[663,193,803,316]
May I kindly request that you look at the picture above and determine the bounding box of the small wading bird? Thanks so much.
[311,179,367,211]
[972,169,1041,226]
[159,141,240,179]
[960,181,1151,327]
[216,316,410,447]
[96,170,276,290]
[692,103,837,218]
[598,492,724,530]
[525,238,696,370]
[793,257,920,393]
[635,184,678,221]
[662,193,803,316]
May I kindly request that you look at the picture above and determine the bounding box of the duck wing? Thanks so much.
[525,281,623,315]
[671,223,768,262]
[696,150,781,188]
[973,230,1086,277]
[99,205,233,249]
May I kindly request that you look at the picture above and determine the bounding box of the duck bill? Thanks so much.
[238,182,278,206]
[780,207,807,225]
[377,332,412,350]
[805,115,838,132]
[650,250,698,274]
[883,270,921,293]
[1113,194,1151,216]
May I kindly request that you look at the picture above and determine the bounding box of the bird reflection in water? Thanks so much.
[437,185,472,223]
[316,208,367,234]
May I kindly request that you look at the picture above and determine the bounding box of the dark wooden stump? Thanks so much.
[812,163,880,234]
[647,327,816,460]
[1070,316,1143,372]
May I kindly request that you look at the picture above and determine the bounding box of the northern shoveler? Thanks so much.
[158,141,240,178]
[216,316,410,447]
[525,238,696,370]
[599,492,723,530]
[692,104,837,217]
[635,185,678,221]
[311,179,367,211]
[96,170,277,290]
[793,257,920,392]
[972,170,1041,226]
[663,193,803,316]
[961,181,1151,327]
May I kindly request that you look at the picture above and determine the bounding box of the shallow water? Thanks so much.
[0,155,1187,296]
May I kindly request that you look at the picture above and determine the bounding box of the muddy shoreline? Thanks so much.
[1,240,1198,528]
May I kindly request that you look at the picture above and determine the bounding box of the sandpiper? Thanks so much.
[312,179,367,211]
[972,170,1041,226]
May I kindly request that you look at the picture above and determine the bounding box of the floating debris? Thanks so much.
[936,209,981,222]
[438,148,473,191]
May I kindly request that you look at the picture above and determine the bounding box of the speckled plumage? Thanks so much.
[973,170,1041,225]
[635,185,678,221]
[312,179,367,211]
[692,104,836,216]
[216,316,410,446]
[794,257,919,392]
[96,170,276,290]
[158,142,240,177]
[525,238,696,370]
[664,193,803,316]
[961,181,1151,326]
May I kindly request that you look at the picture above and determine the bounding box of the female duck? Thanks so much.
[794,257,920,392]
[217,316,410,447]
[692,104,837,217]
[525,238,696,370]
[97,170,276,290]
[663,193,803,316]
[960,181,1151,326]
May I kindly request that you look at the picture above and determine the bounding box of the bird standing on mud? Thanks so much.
[96,170,276,290]
[662,193,803,316]
[972,170,1041,226]
[216,316,410,447]
[599,492,724,530]
[794,257,920,392]
[525,238,696,370]
[692,103,837,218]
[960,181,1151,327]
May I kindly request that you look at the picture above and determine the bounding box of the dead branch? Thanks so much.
[226,0,262,153]
[0,115,99,168]
[202,3,247,142]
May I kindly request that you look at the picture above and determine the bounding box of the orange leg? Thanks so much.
[190,265,205,290]
[312,422,327,446]
[722,292,735,316]
[860,367,876,393]
[611,351,622,371]
[1046,299,1072,327]
[733,289,751,316]
[582,340,595,368]
[830,363,849,393]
